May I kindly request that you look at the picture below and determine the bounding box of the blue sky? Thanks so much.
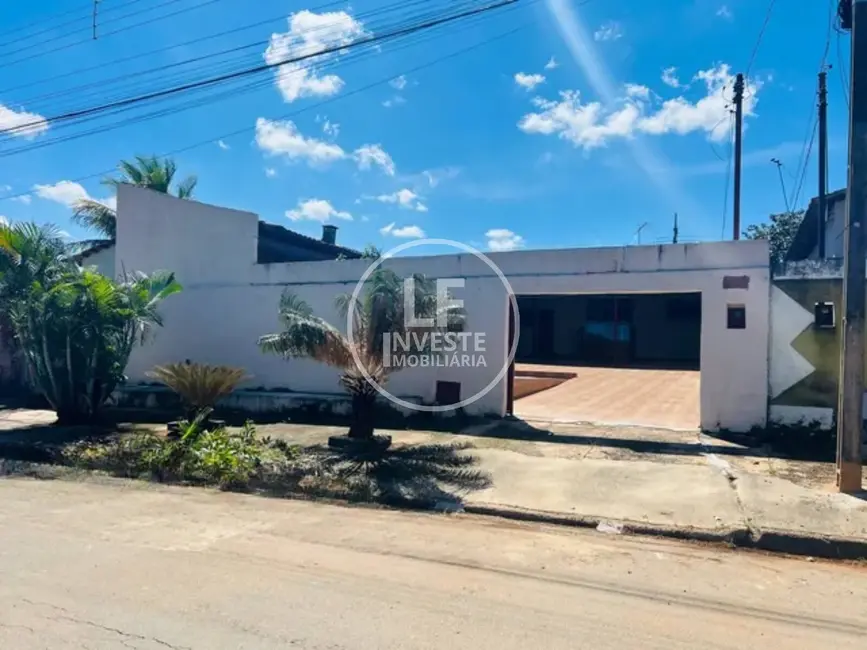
[0,0,851,254]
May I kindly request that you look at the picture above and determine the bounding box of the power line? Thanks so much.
[0,1,517,158]
[791,116,818,209]
[12,0,459,114]
[0,23,527,205]
[0,0,521,138]
[0,0,151,48]
[744,0,778,77]
[0,0,229,69]
[720,112,735,239]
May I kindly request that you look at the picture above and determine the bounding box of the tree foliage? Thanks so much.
[258,268,464,440]
[72,155,198,239]
[743,210,805,264]
[0,221,181,423]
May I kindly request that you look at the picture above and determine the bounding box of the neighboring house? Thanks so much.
[785,189,847,261]
[74,219,360,276]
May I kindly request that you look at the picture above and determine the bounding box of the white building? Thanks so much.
[98,185,771,433]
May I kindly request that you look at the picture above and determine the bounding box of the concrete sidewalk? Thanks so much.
[462,447,867,557]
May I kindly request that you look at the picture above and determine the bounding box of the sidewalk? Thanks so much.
[3,407,867,558]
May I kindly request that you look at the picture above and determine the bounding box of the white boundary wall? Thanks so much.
[115,186,771,432]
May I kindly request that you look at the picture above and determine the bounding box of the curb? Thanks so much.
[461,503,867,561]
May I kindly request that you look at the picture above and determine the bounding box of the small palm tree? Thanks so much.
[258,268,463,442]
[72,155,198,239]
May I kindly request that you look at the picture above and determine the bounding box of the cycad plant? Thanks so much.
[147,361,249,418]
[258,268,464,442]
[72,155,198,239]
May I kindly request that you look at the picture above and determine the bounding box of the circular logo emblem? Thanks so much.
[346,238,520,412]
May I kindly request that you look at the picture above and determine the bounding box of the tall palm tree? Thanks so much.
[258,268,464,443]
[72,155,198,239]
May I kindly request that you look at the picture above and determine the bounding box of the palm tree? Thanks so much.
[1,220,182,423]
[72,155,198,239]
[258,268,464,443]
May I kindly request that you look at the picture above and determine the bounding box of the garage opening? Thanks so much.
[508,293,702,429]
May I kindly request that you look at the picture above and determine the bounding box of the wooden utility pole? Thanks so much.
[818,70,829,259]
[836,0,864,494]
[732,73,745,240]
[672,213,679,244]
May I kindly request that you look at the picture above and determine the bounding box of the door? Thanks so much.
[537,309,555,359]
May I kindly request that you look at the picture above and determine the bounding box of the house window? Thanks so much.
[436,381,461,406]
[727,305,746,330]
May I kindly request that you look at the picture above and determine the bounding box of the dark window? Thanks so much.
[435,381,461,406]
[727,305,746,330]
[814,302,836,329]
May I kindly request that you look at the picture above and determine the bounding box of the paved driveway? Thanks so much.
[514,365,700,430]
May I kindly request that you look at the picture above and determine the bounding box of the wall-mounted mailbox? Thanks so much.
[814,302,836,329]
[727,304,746,330]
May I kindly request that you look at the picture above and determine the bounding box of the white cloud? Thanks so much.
[382,95,406,108]
[375,188,427,212]
[422,167,460,188]
[518,63,755,150]
[661,67,681,88]
[716,5,732,19]
[0,103,49,139]
[380,222,425,239]
[544,56,559,70]
[0,216,8,226]
[286,198,352,222]
[514,72,546,91]
[389,75,408,90]
[217,140,230,150]
[0,185,10,192]
[354,144,395,176]
[12,195,32,204]
[32,180,114,210]
[265,167,277,178]
[625,83,650,99]
[593,21,623,42]
[255,117,346,165]
[322,119,340,137]
[486,229,525,252]
[265,10,367,103]
[33,181,91,207]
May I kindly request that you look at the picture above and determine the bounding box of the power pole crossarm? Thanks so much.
[733,73,745,241]
[837,0,864,493]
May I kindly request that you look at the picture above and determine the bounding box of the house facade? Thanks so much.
[107,185,770,433]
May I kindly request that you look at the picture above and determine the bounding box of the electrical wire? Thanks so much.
[0,0,153,48]
[744,0,778,77]
[720,112,735,239]
[0,0,229,69]
[836,25,851,110]
[0,0,520,138]
[791,117,818,210]
[0,23,527,205]
[0,1,520,158]
[12,0,463,114]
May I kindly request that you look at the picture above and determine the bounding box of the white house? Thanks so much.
[101,185,771,433]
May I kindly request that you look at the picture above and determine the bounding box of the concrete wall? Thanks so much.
[116,185,771,432]
[81,246,116,278]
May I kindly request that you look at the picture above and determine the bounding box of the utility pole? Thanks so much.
[836,0,864,494]
[634,222,648,245]
[818,70,829,259]
[672,213,679,244]
[732,73,745,240]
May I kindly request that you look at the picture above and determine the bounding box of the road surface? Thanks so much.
[0,473,865,649]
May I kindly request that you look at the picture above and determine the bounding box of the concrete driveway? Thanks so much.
[514,365,700,430]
